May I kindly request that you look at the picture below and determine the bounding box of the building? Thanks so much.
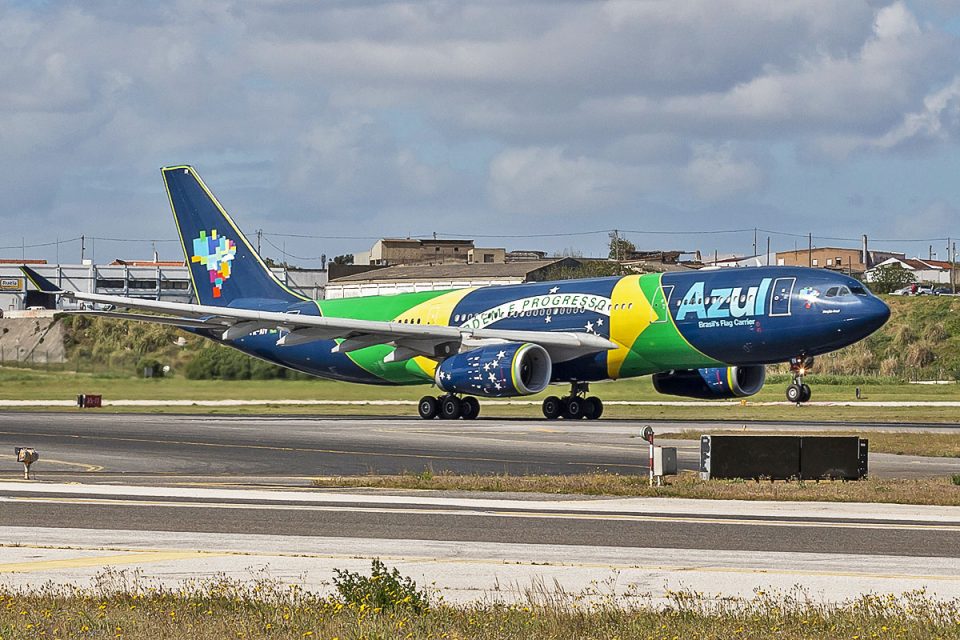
[467,247,506,264]
[325,258,582,299]
[775,246,905,273]
[865,257,957,285]
[355,238,480,266]
[0,260,329,312]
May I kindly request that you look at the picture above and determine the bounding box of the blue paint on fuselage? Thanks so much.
[203,267,889,385]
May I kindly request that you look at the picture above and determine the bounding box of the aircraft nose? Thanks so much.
[861,296,890,335]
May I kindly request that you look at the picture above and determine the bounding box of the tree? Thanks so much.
[608,236,636,261]
[332,253,354,265]
[869,264,915,294]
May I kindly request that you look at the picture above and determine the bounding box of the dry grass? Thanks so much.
[2,571,960,640]
[658,430,960,458]
[314,471,960,506]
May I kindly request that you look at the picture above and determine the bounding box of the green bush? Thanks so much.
[332,558,429,614]
[135,357,164,378]
[952,474,960,487]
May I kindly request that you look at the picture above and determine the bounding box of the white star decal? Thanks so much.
[545,315,552,323]
[483,363,492,371]
[494,382,502,390]
[597,318,604,327]
[584,320,594,333]
[549,286,559,294]
[497,350,506,359]
[488,372,497,382]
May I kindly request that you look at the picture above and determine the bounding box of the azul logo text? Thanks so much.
[675,278,772,321]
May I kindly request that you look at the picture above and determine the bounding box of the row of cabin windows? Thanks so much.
[451,304,631,323]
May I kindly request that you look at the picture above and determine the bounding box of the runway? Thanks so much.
[2,482,960,603]
[0,412,958,483]
[2,413,959,603]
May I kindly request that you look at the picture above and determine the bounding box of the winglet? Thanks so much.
[20,266,62,294]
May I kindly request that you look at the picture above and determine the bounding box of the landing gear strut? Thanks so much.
[542,382,603,420]
[418,394,480,420]
[787,356,813,404]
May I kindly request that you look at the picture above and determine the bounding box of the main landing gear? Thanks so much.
[542,382,604,420]
[786,356,813,404]
[418,394,480,420]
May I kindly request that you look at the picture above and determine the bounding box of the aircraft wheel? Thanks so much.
[439,396,462,420]
[786,384,803,404]
[418,396,439,420]
[585,396,603,420]
[542,396,562,420]
[800,384,812,403]
[564,397,584,419]
[461,396,480,420]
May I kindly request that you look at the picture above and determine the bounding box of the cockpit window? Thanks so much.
[825,286,839,298]
[838,285,851,296]
[850,285,869,296]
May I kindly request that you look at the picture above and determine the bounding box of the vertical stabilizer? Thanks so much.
[162,165,305,306]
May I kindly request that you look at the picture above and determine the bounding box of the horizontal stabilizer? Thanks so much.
[20,266,61,293]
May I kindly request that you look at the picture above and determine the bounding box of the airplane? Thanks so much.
[21,165,891,420]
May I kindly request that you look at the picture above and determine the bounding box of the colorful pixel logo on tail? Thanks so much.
[192,230,236,298]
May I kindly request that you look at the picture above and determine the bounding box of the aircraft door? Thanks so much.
[770,277,796,317]
[652,285,674,323]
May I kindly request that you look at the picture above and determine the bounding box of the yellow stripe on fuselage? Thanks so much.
[392,288,477,379]
[607,275,657,379]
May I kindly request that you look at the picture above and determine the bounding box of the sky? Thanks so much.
[2,0,960,266]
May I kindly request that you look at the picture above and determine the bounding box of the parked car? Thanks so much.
[891,286,914,296]
[933,287,956,296]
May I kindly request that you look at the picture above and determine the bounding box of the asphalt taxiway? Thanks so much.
[1,412,958,483]
[2,412,959,602]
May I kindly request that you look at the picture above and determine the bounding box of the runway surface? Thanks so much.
[0,412,958,483]
[2,482,960,603]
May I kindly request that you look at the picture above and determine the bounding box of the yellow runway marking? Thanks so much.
[8,495,960,533]
[0,550,223,573]
[38,458,104,473]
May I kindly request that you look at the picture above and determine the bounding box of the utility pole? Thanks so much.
[807,233,813,268]
[950,237,956,294]
[753,228,757,258]
[81,235,85,263]
[766,237,771,266]
[256,229,262,254]
[950,240,955,292]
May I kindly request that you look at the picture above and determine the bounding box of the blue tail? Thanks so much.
[162,166,306,307]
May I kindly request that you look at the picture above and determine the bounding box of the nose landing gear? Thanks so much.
[542,382,603,420]
[787,357,813,404]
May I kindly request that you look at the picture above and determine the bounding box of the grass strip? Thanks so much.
[2,574,959,640]
[314,471,960,505]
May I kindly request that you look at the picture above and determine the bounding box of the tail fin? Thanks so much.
[162,166,306,306]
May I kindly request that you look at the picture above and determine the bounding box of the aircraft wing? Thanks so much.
[22,267,616,362]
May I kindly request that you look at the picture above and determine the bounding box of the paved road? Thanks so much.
[3,483,960,603]
[0,413,958,483]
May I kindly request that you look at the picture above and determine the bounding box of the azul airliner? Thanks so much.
[23,166,890,420]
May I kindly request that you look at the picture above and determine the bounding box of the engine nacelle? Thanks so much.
[435,342,552,398]
[652,365,766,400]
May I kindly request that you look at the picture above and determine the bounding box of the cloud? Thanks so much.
[0,1,957,261]
[684,144,765,201]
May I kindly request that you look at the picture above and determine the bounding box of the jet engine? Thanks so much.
[435,342,552,398]
[651,365,766,400]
